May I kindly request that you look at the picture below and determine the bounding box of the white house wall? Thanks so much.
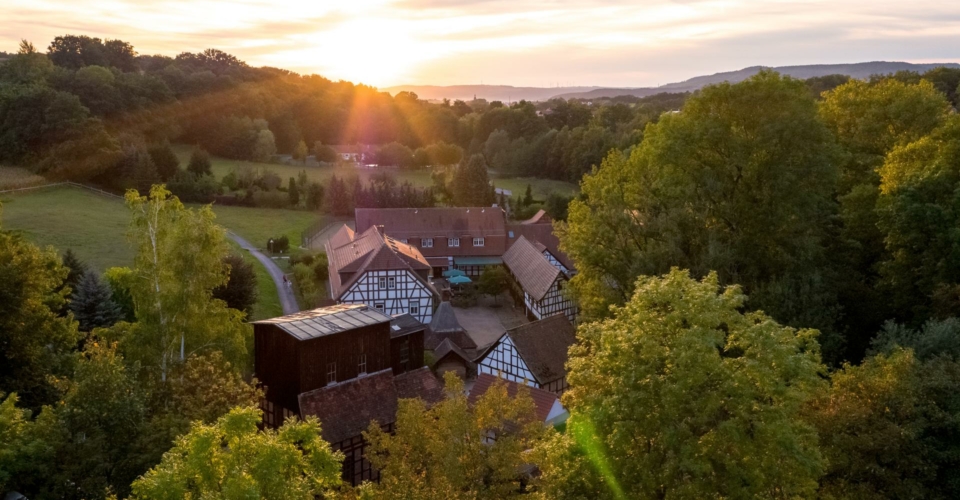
[339,269,435,324]
[477,336,537,387]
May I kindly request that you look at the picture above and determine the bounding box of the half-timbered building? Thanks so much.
[325,224,439,324]
[468,373,568,426]
[253,304,440,485]
[475,314,577,395]
[501,235,577,322]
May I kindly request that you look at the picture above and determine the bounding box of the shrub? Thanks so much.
[267,235,289,253]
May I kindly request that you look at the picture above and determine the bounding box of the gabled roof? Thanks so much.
[298,367,443,444]
[506,222,575,271]
[252,304,391,340]
[502,235,563,301]
[325,225,434,298]
[431,338,471,367]
[355,207,507,239]
[519,209,552,225]
[468,373,558,423]
[426,302,476,350]
[390,313,425,338]
[499,315,576,385]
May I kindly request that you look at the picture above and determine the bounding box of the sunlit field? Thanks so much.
[172,145,579,199]
[0,166,48,190]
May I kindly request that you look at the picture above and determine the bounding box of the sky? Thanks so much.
[2,0,959,88]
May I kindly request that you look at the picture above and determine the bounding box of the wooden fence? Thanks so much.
[0,181,124,200]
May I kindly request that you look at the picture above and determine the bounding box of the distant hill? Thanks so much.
[380,85,601,102]
[556,61,960,99]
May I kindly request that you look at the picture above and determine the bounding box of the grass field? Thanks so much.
[227,240,282,321]
[172,145,579,199]
[0,185,337,320]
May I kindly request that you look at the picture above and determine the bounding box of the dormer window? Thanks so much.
[473,237,485,247]
[422,238,434,248]
[449,237,460,247]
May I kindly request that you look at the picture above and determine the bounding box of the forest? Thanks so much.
[4,32,960,500]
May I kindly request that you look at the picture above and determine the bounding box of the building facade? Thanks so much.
[475,315,577,395]
[326,225,439,324]
[501,235,577,322]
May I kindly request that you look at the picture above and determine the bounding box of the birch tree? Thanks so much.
[123,185,248,381]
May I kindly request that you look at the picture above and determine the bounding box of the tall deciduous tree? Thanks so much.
[0,230,80,410]
[131,406,343,499]
[186,146,212,176]
[122,186,247,381]
[539,270,826,499]
[363,373,545,499]
[559,72,840,339]
[805,348,960,499]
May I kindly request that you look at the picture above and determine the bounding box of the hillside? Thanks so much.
[557,61,960,99]
[380,84,601,102]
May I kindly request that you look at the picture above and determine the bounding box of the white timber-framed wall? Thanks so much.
[477,335,536,386]
[523,276,578,323]
[338,269,435,323]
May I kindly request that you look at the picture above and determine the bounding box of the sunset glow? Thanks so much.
[3,0,960,87]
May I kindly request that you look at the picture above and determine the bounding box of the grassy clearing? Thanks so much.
[227,240,283,321]
[0,186,132,272]
[0,166,47,191]
[0,185,325,319]
[172,144,579,199]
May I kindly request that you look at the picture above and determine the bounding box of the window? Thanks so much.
[262,399,275,427]
[374,303,384,312]
[326,362,337,384]
[473,237,485,247]
[399,238,408,244]
[409,303,420,316]
[448,237,460,247]
[358,354,367,374]
[388,277,396,289]
[399,338,410,372]
[422,238,434,248]
[378,277,386,289]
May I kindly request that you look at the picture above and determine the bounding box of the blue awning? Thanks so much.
[454,256,503,266]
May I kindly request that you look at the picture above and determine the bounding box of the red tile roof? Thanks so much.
[502,236,563,301]
[468,373,558,423]
[298,367,443,444]
[355,207,507,239]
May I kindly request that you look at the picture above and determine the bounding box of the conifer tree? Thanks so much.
[69,271,123,331]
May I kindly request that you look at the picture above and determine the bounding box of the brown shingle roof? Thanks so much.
[502,236,562,301]
[325,225,434,298]
[468,373,558,423]
[505,315,576,385]
[298,367,443,444]
[355,207,507,239]
[426,302,476,350]
[506,223,575,271]
[431,338,471,367]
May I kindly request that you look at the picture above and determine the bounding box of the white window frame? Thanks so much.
[378,277,386,289]
[374,303,384,311]
[448,237,460,247]
[409,303,420,316]
[473,237,485,247]
[358,354,367,374]
[388,277,396,289]
[422,238,434,248]
[326,362,337,384]
[399,238,408,244]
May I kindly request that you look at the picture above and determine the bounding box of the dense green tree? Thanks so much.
[305,181,325,210]
[0,41,54,84]
[0,392,53,494]
[103,266,136,322]
[544,193,570,221]
[376,141,415,168]
[121,186,247,381]
[288,176,300,206]
[450,154,494,207]
[131,406,343,499]
[212,254,258,317]
[477,265,510,304]
[186,146,212,176]
[0,230,80,411]
[326,175,350,215]
[293,139,309,163]
[876,115,960,321]
[69,271,124,332]
[560,72,839,334]
[61,248,88,293]
[539,270,826,499]
[147,141,180,181]
[805,348,960,499]
[313,141,338,163]
[363,373,544,499]
[871,318,960,361]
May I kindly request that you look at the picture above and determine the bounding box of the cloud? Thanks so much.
[2,0,958,86]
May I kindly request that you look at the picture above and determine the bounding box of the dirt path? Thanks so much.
[228,231,299,315]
